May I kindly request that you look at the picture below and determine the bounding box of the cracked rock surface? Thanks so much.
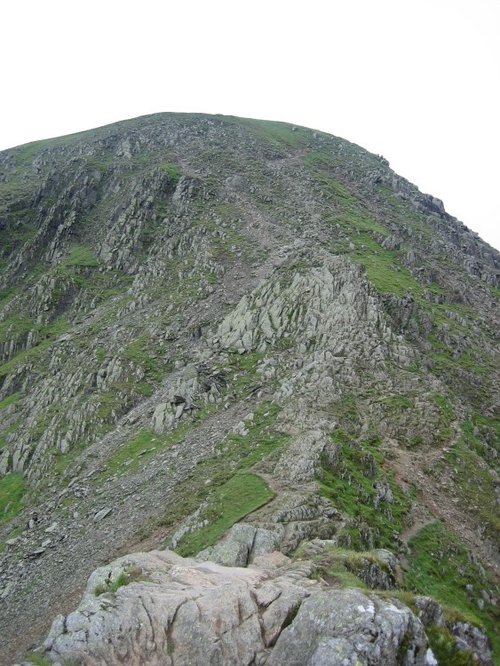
[38,549,430,666]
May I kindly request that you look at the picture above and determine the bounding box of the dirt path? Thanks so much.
[389,420,499,577]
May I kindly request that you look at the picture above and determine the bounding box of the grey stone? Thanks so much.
[452,622,493,665]
[40,549,431,666]
[93,508,112,522]
[415,596,444,627]
[197,523,282,567]
[267,588,428,666]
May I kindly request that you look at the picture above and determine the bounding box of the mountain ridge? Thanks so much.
[0,113,498,664]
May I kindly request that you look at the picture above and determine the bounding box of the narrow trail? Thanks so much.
[389,419,499,577]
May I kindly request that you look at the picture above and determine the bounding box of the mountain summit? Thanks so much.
[0,114,498,664]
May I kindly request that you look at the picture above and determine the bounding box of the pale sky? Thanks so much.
[1,0,499,250]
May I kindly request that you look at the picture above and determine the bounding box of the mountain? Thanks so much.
[0,113,498,665]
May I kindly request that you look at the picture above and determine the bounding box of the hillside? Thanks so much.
[0,113,498,664]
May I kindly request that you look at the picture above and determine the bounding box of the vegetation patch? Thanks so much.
[94,566,143,596]
[89,388,131,425]
[222,402,289,470]
[442,436,500,543]
[122,334,172,383]
[176,473,274,556]
[406,521,499,659]
[105,429,158,475]
[63,245,99,268]
[0,286,20,311]
[161,162,181,182]
[103,405,217,479]
[297,544,395,591]
[318,430,413,549]
[0,392,22,411]
[0,318,69,378]
[238,118,309,148]
[462,414,500,464]
[355,249,423,298]
[0,315,34,339]
[24,655,52,666]
[427,335,496,408]
[0,473,26,523]
[429,393,454,444]
[426,626,477,666]
[146,403,289,544]
[222,351,267,397]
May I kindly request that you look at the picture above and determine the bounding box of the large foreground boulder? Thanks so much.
[31,548,436,666]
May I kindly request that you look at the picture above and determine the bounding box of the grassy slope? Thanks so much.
[406,521,499,661]
[176,473,274,556]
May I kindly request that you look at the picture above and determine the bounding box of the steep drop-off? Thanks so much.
[0,114,498,664]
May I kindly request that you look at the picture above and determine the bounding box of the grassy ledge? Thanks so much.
[175,472,274,556]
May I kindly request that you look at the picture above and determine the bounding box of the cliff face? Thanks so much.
[0,114,498,664]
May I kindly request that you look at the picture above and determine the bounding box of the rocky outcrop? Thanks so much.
[195,523,283,567]
[36,548,433,666]
[267,588,427,666]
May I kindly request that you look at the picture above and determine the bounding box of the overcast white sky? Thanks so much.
[1,0,499,249]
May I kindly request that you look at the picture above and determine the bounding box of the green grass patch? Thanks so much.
[223,351,266,396]
[430,394,454,422]
[176,473,274,556]
[104,429,159,476]
[380,395,415,412]
[355,249,423,297]
[0,473,26,523]
[0,286,20,311]
[94,566,143,596]
[223,402,290,469]
[0,315,34,339]
[319,430,413,549]
[0,392,22,411]
[427,336,496,403]
[297,544,396,591]
[54,259,132,305]
[312,554,367,590]
[329,394,361,430]
[103,405,217,479]
[443,437,500,543]
[0,342,47,378]
[318,561,366,589]
[146,402,288,546]
[63,245,99,268]
[320,178,356,202]
[426,626,477,665]
[0,316,69,378]
[24,655,52,666]
[238,118,309,147]
[53,439,87,477]
[466,414,500,462]
[430,393,454,443]
[406,521,499,659]
[122,335,171,383]
[89,389,127,423]
[161,162,181,182]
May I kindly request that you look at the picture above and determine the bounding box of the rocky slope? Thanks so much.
[0,113,498,664]
[35,545,492,665]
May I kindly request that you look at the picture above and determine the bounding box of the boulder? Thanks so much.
[38,548,432,666]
